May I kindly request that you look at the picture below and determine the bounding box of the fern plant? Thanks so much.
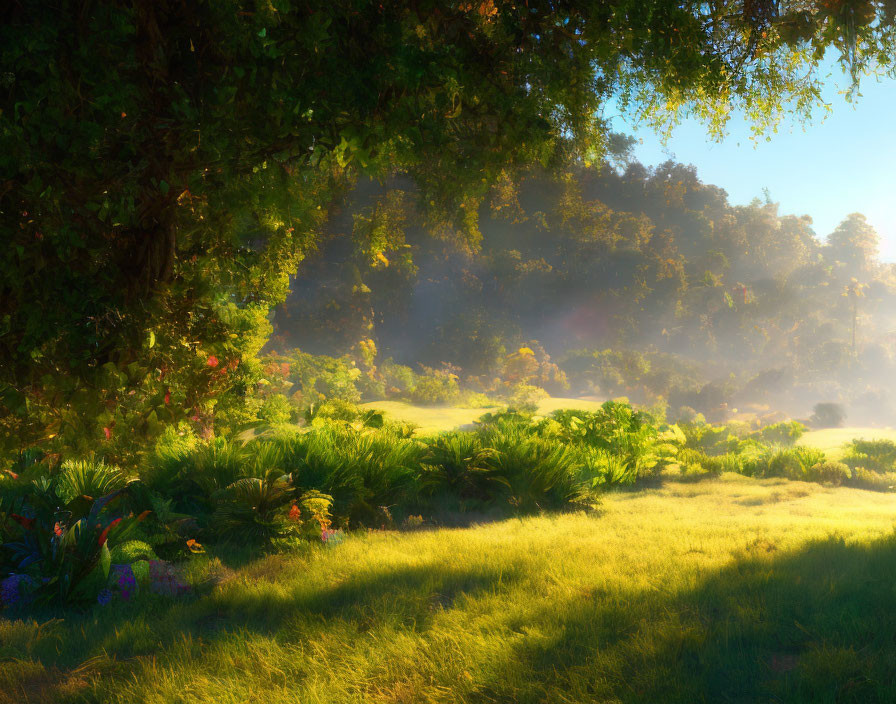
[211,468,294,542]
[419,432,504,502]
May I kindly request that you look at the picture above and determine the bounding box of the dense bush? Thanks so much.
[410,367,461,405]
[419,433,502,505]
[809,402,846,429]
[552,402,680,479]
[844,439,896,473]
[0,461,150,605]
[753,421,806,446]
[4,397,886,611]
[806,461,851,486]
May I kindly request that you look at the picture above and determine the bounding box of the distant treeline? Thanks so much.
[271,160,896,422]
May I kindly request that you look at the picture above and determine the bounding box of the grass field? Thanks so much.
[358,397,607,435]
[4,473,896,703]
[798,427,896,460]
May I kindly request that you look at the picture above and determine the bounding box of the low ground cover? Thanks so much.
[2,474,896,703]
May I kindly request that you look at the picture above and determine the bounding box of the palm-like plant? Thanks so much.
[211,468,294,542]
[1,474,144,605]
[419,432,503,502]
[56,460,127,504]
[486,433,593,513]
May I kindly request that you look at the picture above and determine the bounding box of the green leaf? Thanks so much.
[147,331,155,348]
[159,180,169,195]
[100,542,111,579]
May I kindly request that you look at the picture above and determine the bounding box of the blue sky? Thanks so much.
[610,62,896,261]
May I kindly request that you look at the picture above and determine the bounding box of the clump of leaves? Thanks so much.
[844,439,896,473]
[419,432,503,504]
[0,467,147,605]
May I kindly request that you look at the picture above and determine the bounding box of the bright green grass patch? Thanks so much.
[798,426,896,460]
[358,400,499,435]
[4,475,896,703]
[358,397,608,435]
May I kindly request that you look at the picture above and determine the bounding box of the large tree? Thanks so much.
[2,0,895,453]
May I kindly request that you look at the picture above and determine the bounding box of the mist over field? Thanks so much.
[271,157,896,427]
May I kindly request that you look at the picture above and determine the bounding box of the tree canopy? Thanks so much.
[2,0,895,454]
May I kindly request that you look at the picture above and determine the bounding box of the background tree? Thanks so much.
[3,0,896,454]
[825,213,881,279]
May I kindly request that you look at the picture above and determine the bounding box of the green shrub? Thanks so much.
[110,540,157,564]
[506,383,548,413]
[419,432,503,503]
[285,351,363,403]
[848,466,896,491]
[282,425,422,527]
[551,402,677,479]
[844,439,896,473]
[258,394,296,426]
[718,453,746,475]
[681,423,737,456]
[211,468,294,542]
[677,447,728,475]
[486,431,594,513]
[457,391,498,409]
[56,460,127,505]
[188,438,248,497]
[305,398,363,424]
[806,461,850,486]
[410,370,460,405]
[0,474,146,605]
[810,402,845,429]
[755,446,826,481]
[754,421,806,446]
[357,373,387,401]
[581,447,637,487]
[380,359,417,394]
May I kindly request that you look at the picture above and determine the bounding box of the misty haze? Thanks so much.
[4,2,896,703]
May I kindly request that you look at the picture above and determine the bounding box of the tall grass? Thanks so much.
[4,476,896,703]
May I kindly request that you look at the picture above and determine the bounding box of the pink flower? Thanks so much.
[103,427,112,440]
[207,355,219,368]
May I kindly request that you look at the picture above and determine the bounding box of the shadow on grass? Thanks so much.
[0,555,523,702]
[7,532,896,703]
[477,533,896,704]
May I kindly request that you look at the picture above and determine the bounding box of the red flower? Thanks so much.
[103,427,112,440]
[53,522,63,537]
[207,355,219,368]
[288,504,301,522]
[164,389,171,405]
[10,513,34,530]
[97,518,122,546]
[2,469,18,480]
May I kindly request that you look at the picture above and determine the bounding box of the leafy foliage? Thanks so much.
[419,432,503,504]
[0,472,146,605]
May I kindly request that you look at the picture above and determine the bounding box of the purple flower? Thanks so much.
[97,588,113,606]
[1,574,34,608]
[112,564,136,589]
